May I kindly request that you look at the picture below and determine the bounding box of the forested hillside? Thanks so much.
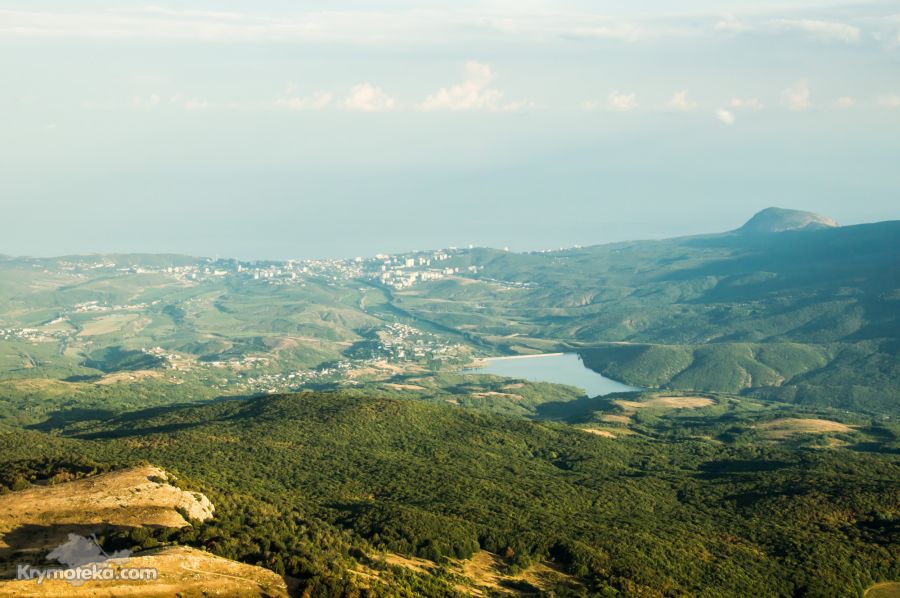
[394,219,900,413]
[1,390,897,596]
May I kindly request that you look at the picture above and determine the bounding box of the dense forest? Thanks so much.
[1,389,897,596]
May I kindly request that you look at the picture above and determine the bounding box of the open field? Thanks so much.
[0,466,212,558]
[77,314,141,337]
[581,428,617,438]
[459,550,577,596]
[756,418,854,439]
[867,582,900,598]
[601,414,631,424]
[96,370,165,385]
[373,549,583,596]
[383,383,426,391]
[470,391,523,399]
[615,395,716,411]
[0,546,289,598]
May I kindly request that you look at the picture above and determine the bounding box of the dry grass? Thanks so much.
[0,466,213,555]
[470,391,522,400]
[615,395,715,411]
[866,582,900,598]
[601,414,631,425]
[459,551,582,596]
[614,399,645,411]
[0,546,288,597]
[383,383,426,391]
[370,550,583,596]
[95,370,164,385]
[652,396,716,408]
[756,418,854,440]
[0,467,288,597]
[581,428,616,439]
[371,360,427,375]
[811,437,850,449]
[0,379,76,397]
[381,553,436,575]
[77,314,139,337]
[459,550,506,593]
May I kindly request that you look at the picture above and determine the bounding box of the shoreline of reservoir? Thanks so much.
[464,352,639,397]
[482,353,564,362]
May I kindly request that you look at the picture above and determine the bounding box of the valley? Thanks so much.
[0,208,897,596]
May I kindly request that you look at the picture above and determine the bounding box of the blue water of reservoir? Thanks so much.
[466,352,640,397]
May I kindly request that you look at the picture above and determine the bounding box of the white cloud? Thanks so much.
[783,80,811,111]
[0,6,878,50]
[770,19,860,43]
[833,96,855,109]
[606,91,637,112]
[418,62,532,112]
[131,7,245,21]
[877,94,900,107]
[581,92,638,112]
[275,89,333,111]
[0,8,424,43]
[131,94,160,110]
[729,97,764,111]
[183,98,211,111]
[667,90,697,112]
[567,23,642,42]
[343,83,396,112]
[0,9,655,44]
[716,109,735,125]
[714,14,750,34]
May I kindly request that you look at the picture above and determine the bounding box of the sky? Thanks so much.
[1,1,899,260]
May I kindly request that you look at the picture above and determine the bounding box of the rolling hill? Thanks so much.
[393,214,900,413]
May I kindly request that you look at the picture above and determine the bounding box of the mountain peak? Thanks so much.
[738,207,839,234]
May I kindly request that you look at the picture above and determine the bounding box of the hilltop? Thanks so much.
[0,465,288,597]
[738,207,839,234]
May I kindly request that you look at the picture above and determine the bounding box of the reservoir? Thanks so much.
[466,352,640,397]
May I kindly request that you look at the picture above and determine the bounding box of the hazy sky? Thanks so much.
[2,1,899,259]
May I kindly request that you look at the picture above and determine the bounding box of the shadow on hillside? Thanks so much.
[849,442,900,455]
[0,522,143,571]
[27,394,263,438]
[28,408,123,432]
[534,392,639,423]
[696,459,791,479]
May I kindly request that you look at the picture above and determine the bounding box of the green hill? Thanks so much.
[398,219,900,413]
[1,390,896,596]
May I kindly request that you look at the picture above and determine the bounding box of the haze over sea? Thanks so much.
[2,0,899,259]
